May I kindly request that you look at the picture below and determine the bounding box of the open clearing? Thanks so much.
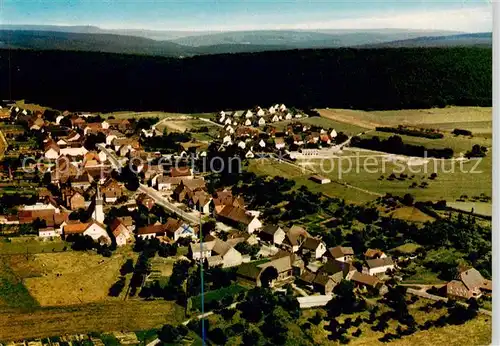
[386,206,435,223]
[318,107,492,131]
[22,252,134,306]
[0,300,184,341]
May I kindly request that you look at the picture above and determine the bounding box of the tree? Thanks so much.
[260,266,278,288]
[208,327,227,345]
[402,193,414,206]
[108,277,126,297]
[242,327,261,346]
[120,259,134,275]
[158,324,180,343]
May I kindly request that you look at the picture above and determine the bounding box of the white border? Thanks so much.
[493,1,499,345]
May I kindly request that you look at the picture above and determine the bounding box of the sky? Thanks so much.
[0,0,493,32]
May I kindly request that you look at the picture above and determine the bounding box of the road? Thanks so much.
[97,144,200,224]
[138,185,200,224]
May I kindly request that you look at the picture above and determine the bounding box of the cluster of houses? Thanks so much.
[0,103,492,302]
[214,106,343,160]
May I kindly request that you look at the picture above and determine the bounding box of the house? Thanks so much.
[164,217,197,242]
[38,227,59,238]
[328,246,354,262]
[258,139,266,148]
[170,167,193,179]
[282,225,311,252]
[101,179,124,203]
[446,267,492,299]
[191,190,212,214]
[313,272,339,295]
[212,190,245,214]
[137,224,168,240]
[274,137,286,150]
[309,175,331,184]
[63,219,111,245]
[259,225,286,245]
[244,119,252,126]
[351,271,388,295]
[244,110,253,119]
[71,172,93,189]
[245,150,255,158]
[190,241,215,261]
[258,118,266,126]
[364,249,387,260]
[300,237,327,259]
[156,175,182,191]
[320,134,331,145]
[204,235,243,268]
[257,108,265,117]
[44,141,61,159]
[136,193,155,210]
[237,140,246,149]
[62,188,86,210]
[173,179,206,203]
[363,257,395,276]
[271,114,280,123]
[319,259,357,281]
[216,205,262,234]
[117,216,135,231]
[110,218,132,247]
[285,113,293,120]
[237,253,294,287]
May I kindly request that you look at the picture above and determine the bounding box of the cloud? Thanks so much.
[200,6,492,33]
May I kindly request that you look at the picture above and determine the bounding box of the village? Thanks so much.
[0,102,492,345]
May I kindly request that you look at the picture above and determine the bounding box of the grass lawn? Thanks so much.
[387,206,435,223]
[100,111,186,120]
[21,252,135,306]
[0,238,70,254]
[0,300,184,341]
[390,243,422,254]
[191,284,247,311]
[0,256,39,310]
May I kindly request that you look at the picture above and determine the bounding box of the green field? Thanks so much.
[0,238,70,255]
[318,107,491,131]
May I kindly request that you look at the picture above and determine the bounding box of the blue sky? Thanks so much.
[1,0,492,32]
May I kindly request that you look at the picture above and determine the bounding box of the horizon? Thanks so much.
[0,1,493,33]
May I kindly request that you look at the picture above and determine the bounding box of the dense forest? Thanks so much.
[0,47,491,113]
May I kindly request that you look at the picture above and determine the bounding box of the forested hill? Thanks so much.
[0,47,491,113]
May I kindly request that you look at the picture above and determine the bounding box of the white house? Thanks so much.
[258,139,266,148]
[271,115,280,123]
[39,228,59,238]
[63,220,110,244]
[329,246,355,262]
[279,104,287,112]
[206,236,243,268]
[218,114,225,123]
[244,119,252,126]
[258,118,266,126]
[226,125,235,134]
[110,219,132,247]
[190,241,215,260]
[222,135,232,145]
[244,110,253,119]
[224,118,232,125]
[274,138,286,150]
[295,113,303,118]
[259,225,286,245]
[363,257,395,276]
[55,115,65,125]
[60,147,88,157]
[269,106,276,114]
[285,113,293,120]
[257,108,265,117]
[237,141,246,149]
[301,238,327,259]
[330,129,338,138]
[245,150,255,158]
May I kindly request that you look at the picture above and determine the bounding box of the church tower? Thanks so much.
[94,185,105,223]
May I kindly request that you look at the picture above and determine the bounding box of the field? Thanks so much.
[447,201,492,217]
[0,238,70,255]
[318,107,492,132]
[100,111,186,120]
[386,206,435,223]
[0,300,184,341]
[299,297,491,346]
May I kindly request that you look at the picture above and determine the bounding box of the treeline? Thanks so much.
[351,135,454,158]
[0,47,491,113]
[376,126,443,139]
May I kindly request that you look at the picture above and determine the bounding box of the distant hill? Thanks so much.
[171,29,463,48]
[0,30,193,57]
[361,33,492,48]
[0,27,489,57]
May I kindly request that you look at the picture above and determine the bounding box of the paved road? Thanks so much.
[97,144,122,170]
[138,185,200,224]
